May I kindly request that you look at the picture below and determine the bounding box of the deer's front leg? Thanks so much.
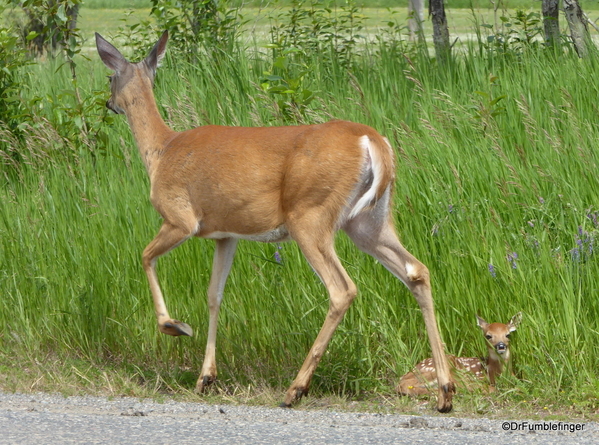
[196,238,238,393]
[143,222,194,337]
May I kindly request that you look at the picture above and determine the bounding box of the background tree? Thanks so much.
[430,0,450,61]
[408,0,425,43]
[542,0,560,47]
[563,0,590,57]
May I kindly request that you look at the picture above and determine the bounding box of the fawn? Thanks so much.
[398,313,522,395]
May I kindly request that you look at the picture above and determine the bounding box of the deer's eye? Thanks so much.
[485,335,492,340]
[506,333,511,338]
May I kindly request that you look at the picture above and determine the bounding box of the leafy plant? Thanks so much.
[0,0,118,171]
[0,19,30,140]
[17,0,82,56]
[481,11,545,55]
[471,74,507,132]
[268,0,365,67]
[260,45,316,122]
[148,0,243,60]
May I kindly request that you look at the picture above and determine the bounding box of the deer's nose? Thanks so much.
[106,100,122,115]
[495,342,507,353]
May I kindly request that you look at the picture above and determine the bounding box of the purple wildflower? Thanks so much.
[274,244,283,264]
[488,263,497,278]
[571,226,594,261]
[538,196,545,204]
[507,252,518,269]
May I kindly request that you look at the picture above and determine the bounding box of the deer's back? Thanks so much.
[149,121,390,238]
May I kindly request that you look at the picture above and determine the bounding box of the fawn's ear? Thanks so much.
[96,33,128,73]
[145,31,169,75]
[508,312,522,332]
[476,314,489,331]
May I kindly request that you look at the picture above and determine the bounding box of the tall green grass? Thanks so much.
[1,27,599,414]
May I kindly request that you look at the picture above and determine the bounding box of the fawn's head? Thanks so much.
[476,312,522,360]
[95,31,169,115]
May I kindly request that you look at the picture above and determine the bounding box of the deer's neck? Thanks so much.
[486,348,509,385]
[124,86,175,176]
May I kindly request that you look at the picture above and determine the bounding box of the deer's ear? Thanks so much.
[508,312,522,332]
[96,33,127,72]
[476,314,489,330]
[145,31,168,74]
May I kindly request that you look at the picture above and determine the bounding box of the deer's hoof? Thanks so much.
[281,386,309,407]
[160,320,193,337]
[195,375,216,393]
[436,383,455,413]
[437,401,453,413]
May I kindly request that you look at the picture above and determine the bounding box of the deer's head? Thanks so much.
[476,312,521,360]
[95,31,168,115]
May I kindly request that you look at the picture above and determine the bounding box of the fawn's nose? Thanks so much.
[495,342,507,353]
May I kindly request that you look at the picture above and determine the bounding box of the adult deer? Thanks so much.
[398,313,522,395]
[95,31,455,412]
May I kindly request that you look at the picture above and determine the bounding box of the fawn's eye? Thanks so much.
[506,333,511,338]
[485,335,492,340]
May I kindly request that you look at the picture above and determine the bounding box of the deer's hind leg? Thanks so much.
[282,214,358,407]
[343,196,455,413]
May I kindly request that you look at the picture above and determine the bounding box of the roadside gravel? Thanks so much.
[0,392,596,444]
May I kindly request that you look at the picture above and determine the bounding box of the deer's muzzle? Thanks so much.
[106,100,124,115]
[495,342,507,353]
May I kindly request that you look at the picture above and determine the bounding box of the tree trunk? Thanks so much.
[66,3,79,31]
[563,0,590,57]
[542,0,560,46]
[429,0,450,62]
[408,0,425,43]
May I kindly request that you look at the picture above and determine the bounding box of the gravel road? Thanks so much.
[0,392,596,444]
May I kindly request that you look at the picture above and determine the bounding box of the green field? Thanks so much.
[1,1,599,418]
